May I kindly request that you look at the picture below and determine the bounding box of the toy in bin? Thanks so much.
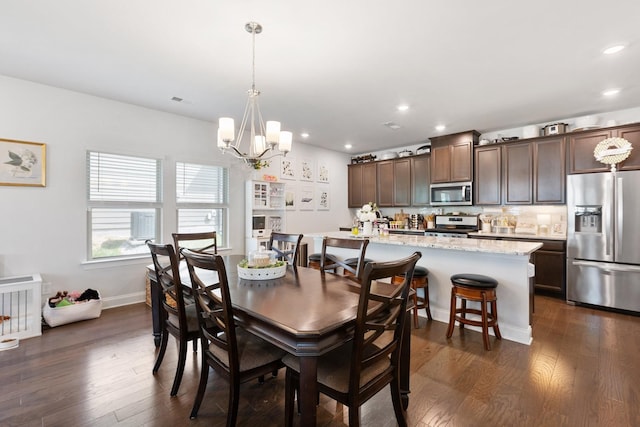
[43,288,102,327]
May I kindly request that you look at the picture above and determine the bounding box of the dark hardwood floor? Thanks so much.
[1,296,638,426]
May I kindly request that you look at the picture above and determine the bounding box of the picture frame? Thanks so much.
[285,183,296,211]
[280,157,296,180]
[317,161,330,183]
[316,187,330,210]
[299,185,314,211]
[299,158,314,181]
[0,138,46,187]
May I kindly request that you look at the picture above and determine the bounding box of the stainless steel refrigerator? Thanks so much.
[567,171,640,313]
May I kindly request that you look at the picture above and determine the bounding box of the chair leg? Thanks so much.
[284,368,296,427]
[390,377,408,427]
[412,291,419,328]
[227,379,241,427]
[481,292,491,351]
[348,405,361,427]
[446,288,457,338]
[192,337,198,352]
[152,327,169,373]
[424,281,433,320]
[190,355,209,419]
[460,299,467,330]
[170,337,188,396]
[491,299,502,339]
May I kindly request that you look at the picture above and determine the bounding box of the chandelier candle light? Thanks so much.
[217,22,292,168]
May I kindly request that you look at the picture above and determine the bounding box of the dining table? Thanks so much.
[147,254,413,426]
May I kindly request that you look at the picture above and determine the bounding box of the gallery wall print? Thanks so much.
[299,185,314,210]
[299,158,314,181]
[317,161,329,183]
[0,138,46,187]
[280,157,296,180]
[285,183,296,211]
[316,187,330,210]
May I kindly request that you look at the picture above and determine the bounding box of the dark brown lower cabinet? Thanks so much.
[469,235,566,298]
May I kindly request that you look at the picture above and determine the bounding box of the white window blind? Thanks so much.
[87,151,161,260]
[176,162,229,248]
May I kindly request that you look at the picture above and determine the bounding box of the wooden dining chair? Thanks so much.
[172,231,217,263]
[181,249,286,426]
[268,232,303,266]
[146,241,201,397]
[283,251,422,427]
[320,236,370,281]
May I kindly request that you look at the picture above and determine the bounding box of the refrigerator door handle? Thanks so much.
[616,176,623,259]
[572,259,640,273]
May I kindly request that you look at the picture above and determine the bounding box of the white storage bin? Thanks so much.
[0,274,42,340]
[42,292,102,327]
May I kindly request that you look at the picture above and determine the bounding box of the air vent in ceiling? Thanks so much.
[383,121,401,130]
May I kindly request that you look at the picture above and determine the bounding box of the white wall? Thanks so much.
[0,75,351,307]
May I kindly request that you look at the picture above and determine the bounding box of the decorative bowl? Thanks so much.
[237,264,287,280]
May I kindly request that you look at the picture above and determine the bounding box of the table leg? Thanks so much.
[149,275,162,347]
[400,309,412,410]
[298,356,318,427]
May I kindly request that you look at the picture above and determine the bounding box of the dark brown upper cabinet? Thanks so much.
[568,123,640,174]
[430,130,480,183]
[348,162,377,208]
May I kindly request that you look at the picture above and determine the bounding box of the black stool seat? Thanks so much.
[308,253,338,262]
[344,257,373,266]
[397,266,428,277]
[451,273,498,288]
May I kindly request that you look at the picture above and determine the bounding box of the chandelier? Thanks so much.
[217,22,292,167]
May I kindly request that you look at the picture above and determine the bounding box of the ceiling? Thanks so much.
[1,1,639,154]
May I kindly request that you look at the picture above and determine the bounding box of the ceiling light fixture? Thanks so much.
[435,124,446,132]
[603,45,625,55]
[217,22,292,167]
[301,132,309,138]
[344,143,352,150]
[602,88,620,97]
[397,104,409,112]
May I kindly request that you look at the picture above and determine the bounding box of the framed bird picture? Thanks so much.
[0,138,46,187]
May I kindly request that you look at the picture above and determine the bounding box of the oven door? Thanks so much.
[430,182,472,206]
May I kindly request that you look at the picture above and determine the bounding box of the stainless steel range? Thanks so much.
[426,215,479,238]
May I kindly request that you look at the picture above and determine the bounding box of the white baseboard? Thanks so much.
[101,291,146,309]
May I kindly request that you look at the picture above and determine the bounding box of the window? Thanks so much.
[87,151,161,260]
[176,162,229,248]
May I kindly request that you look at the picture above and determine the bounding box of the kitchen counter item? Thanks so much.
[416,144,431,155]
[522,125,540,139]
[398,149,413,157]
[379,151,398,160]
[542,123,568,135]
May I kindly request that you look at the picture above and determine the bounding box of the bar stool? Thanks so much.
[446,273,502,350]
[343,257,373,278]
[308,253,337,270]
[392,266,432,328]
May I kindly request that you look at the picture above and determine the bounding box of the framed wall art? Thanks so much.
[280,157,296,180]
[317,161,330,183]
[316,187,330,210]
[299,185,314,211]
[0,138,46,187]
[285,183,296,211]
[299,158,314,181]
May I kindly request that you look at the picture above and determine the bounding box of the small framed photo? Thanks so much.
[299,185,314,211]
[285,183,296,211]
[280,157,296,180]
[300,158,314,181]
[316,187,330,210]
[317,162,329,183]
[0,138,46,187]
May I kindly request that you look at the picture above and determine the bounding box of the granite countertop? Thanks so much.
[468,231,566,241]
[309,231,542,256]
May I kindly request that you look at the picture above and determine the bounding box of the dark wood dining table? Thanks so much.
[147,254,412,426]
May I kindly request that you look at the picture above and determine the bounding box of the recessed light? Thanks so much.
[603,45,625,55]
[602,88,620,97]
[301,132,309,138]
[344,143,352,150]
[397,104,409,112]
[435,124,446,132]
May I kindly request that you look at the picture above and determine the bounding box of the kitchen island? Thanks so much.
[309,232,542,345]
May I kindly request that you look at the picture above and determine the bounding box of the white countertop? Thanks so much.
[309,231,542,256]
[468,231,566,241]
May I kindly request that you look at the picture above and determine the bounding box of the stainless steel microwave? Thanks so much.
[430,182,473,206]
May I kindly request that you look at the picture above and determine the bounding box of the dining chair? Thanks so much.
[172,231,217,263]
[268,232,303,266]
[320,236,370,281]
[146,241,201,397]
[182,249,286,425]
[283,251,421,427]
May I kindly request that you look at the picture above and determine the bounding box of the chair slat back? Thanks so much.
[172,231,217,263]
[181,249,239,371]
[349,252,421,394]
[320,237,369,281]
[268,232,303,266]
[147,241,189,333]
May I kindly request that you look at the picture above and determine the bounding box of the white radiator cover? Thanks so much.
[0,274,42,340]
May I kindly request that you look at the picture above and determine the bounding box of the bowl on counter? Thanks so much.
[492,226,515,234]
